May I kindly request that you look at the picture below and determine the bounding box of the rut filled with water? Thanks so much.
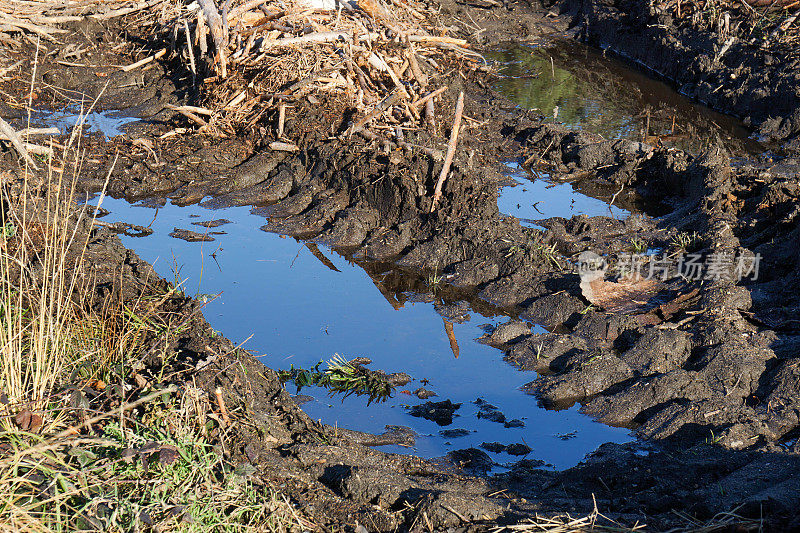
[71,36,773,471]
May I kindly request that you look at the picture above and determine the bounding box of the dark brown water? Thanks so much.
[486,40,764,156]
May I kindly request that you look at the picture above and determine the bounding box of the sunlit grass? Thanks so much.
[0,118,308,531]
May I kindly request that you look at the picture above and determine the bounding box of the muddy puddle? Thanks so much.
[486,40,765,156]
[64,34,775,475]
[86,195,631,469]
[498,161,629,226]
[28,107,139,138]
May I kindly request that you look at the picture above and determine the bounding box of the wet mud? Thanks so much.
[2,2,800,529]
[561,0,800,146]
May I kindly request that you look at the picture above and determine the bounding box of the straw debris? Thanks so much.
[125,0,486,141]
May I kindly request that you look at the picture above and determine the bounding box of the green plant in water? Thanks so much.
[278,354,394,404]
[630,238,647,254]
[425,271,443,293]
[169,253,187,297]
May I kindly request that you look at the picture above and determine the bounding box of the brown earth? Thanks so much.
[2,0,800,530]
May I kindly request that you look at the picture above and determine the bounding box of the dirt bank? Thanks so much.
[2,0,800,530]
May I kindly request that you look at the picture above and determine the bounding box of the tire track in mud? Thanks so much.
[5,9,800,527]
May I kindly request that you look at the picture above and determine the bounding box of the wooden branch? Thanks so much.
[90,0,167,20]
[0,12,65,41]
[430,91,463,212]
[198,0,228,78]
[227,0,267,21]
[367,52,409,98]
[269,141,299,152]
[183,18,196,81]
[425,98,435,129]
[407,35,468,46]
[0,116,38,170]
[121,48,166,72]
[2,127,59,137]
[347,89,402,134]
[410,85,446,108]
[167,105,214,116]
[277,103,286,138]
[259,31,351,50]
[165,104,208,127]
[407,46,427,88]
[197,9,208,57]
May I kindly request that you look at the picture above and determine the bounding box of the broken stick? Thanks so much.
[121,48,167,72]
[430,91,463,212]
[347,89,402,135]
[197,0,228,78]
[411,85,446,108]
[0,117,38,170]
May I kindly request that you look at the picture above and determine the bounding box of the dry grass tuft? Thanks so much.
[0,100,311,529]
[491,502,762,533]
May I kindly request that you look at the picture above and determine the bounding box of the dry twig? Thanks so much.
[430,90,463,212]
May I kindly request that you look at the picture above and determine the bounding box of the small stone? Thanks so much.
[439,429,470,438]
[408,400,461,426]
[192,219,231,228]
[387,372,412,386]
[447,448,493,474]
[477,410,506,424]
[414,387,437,399]
[487,320,531,345]
[292,394,314,406]
[169,228,214,242]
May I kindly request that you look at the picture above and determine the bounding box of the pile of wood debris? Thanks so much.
[0,0,488,194]
[0,0,486,138]
[140,0,486,144]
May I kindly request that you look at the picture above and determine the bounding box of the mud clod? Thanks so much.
[409,400,461,426]
[169,228,215,242]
